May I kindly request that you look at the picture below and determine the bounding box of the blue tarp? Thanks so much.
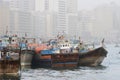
[19,42,27,48]
[41,50,54,55]
[40,48,60,55]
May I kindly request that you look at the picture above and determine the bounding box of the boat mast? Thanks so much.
[6,26,8,35]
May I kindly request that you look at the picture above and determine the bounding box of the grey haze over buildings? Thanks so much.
[0,0,120,42]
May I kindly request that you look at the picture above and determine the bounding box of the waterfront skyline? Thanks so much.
[0,0,120,42]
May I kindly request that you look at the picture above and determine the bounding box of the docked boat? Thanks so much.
[31,40,79,69]
[16,37,36,67]
[0,48,21,80]
[21,40,42,68]
[2,35,40,68]
[31,35,108,69]
[78,47,107,66]
[21,50,34,67]
[32,47,107,69]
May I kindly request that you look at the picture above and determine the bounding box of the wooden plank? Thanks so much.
[51,53,79,63]
[52,62,78,68]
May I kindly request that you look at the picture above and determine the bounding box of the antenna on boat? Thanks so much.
[25,33,27,37]
[19,46,22,78]
[6,26,8,35]
[101,38,105,47]
[79,36,81,42]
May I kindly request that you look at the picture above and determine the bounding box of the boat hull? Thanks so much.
[21,50,34,67]
[78,47,107,66]
[31,53,79,69]
[0,49,20,79]
[0,60,20,74]
[51,53,79,69]
[31,47,108,69]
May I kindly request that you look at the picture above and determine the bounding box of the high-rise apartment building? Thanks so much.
[92,4,116,41]
[56,0,67,34]
[35,0,78,38]
[3,0,35,37]
[53,0,78,37]
[33,12,46,38]
[67,0,78,13]
[44,0,54,38]
[44,0,49,11]
[4,0,35,11]
[111,3,120,32]
[35,0,54,38]
[0,0,9,36]
[67,0,78,37]
[78,10,94,40]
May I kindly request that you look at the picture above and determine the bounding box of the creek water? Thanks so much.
[21,44,120,80]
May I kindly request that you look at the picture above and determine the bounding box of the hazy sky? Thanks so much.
[78,0,120,10]
[36,0,120,11]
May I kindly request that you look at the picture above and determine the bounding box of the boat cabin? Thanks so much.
[57,40,72,53]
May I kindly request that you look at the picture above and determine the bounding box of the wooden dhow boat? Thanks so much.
[78,47,107,66]
[8,36,35,68]
[32,40,108,69]
[0,47,21,80]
